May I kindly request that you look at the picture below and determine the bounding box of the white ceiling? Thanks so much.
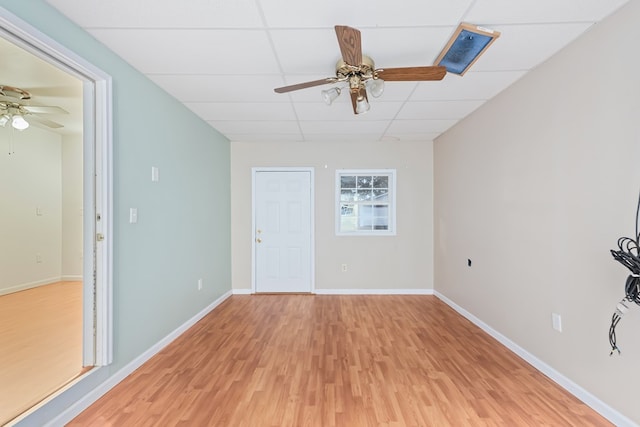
[40,0,629,143]
[0,36,82,136]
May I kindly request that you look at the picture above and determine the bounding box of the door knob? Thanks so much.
[256,237,262,243]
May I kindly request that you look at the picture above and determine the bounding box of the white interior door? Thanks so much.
[254,170,312,293]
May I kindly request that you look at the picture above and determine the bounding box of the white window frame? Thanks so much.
[335,169,396,236]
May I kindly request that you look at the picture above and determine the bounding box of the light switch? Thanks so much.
[552,313,562,332]
[151,166,159,182]
[129,208,138,224]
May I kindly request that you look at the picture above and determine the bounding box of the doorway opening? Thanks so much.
[0,7,112,425]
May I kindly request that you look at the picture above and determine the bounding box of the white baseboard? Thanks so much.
[233,289,435,295]
[314,288,434,295]
[0,277,61,296]
[45,290,233,427]
[61,275,83,281]
[434,291,637,427]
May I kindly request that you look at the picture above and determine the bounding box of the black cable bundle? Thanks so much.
[609,190,640,355]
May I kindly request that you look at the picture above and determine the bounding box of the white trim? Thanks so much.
[232,288,253,295]
[315,288,434,295]
[251,167,315,294]
[0,277,62,296]
[0,6,114,367]
[61,275,83,281]
[434,291,637,427]
[44,290,233,427]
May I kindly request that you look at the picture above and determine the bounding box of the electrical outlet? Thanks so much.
[198,278,203,291]
[36,253,42,263]
[341,264,348,272]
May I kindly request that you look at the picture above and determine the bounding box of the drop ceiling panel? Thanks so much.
[303,134,384,142]
[149,75,288,103]
[469,23,593,71]
[465,0,630,24]
[209,120,300,135]
[227,134,304,142]
[270,29,344,74]
[382,133,441,141]
[260,0,473,27]
[357,27,458,67]
[397,100,486,120]
[300,120,390,135]
[386,119,458,134]
[411,71,526,101]
[185,102,297,121]
[88,29,280,74]
[294,101,404,121]
[45,0,264,28]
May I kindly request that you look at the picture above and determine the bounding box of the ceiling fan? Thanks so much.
[274,23,500,115]
[0,84,68,130]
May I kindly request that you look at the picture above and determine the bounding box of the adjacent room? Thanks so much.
[1,0,639,426]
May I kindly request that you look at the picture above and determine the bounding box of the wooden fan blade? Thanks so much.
[24,105,69,114]
[335,25,362,66]
[274,78,334,94]
[349,90,358,115]
[377,66,447,82]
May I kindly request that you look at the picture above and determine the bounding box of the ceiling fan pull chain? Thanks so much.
[8,126,15,155]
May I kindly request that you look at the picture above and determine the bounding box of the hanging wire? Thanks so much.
[608,189,640,355]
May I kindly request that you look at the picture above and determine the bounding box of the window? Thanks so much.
[336,169,396,235]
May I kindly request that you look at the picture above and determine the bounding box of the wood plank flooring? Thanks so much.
[0,281,84,426]
[69,295,611,426]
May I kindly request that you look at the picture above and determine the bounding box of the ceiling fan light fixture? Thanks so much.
[0,114,9,127]
[321,87,341,105]
[11,114,29,130]
[366,78,385,98]
[435,23,501,76]
[355,94,370,115]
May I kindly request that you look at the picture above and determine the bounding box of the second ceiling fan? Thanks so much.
[274,23,500,115]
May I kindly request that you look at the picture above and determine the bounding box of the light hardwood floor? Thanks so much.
[0,281,84,426]
[69,295,611,426]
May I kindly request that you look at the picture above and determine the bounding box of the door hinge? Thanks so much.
[96,233,104,242]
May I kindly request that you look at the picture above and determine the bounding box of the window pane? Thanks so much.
[340,189,356,202]
[372,204,389,230]
[357,176,373,188]
[373,189,388,201]
[373,176,388,188]
[358,204,374,230]
[340,203,357,232]
[356,189,373,201]
[340,203,355,216]
[341,176,356,188]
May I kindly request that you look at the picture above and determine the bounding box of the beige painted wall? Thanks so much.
[434,0,640,422]
[231,140,434,292]
[0,126,63,294]
[61,134,83,279]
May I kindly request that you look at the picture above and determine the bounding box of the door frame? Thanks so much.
[0,7,113,367]
[251,167,315,294]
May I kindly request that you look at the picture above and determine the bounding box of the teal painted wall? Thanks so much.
[0,2,231,425]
